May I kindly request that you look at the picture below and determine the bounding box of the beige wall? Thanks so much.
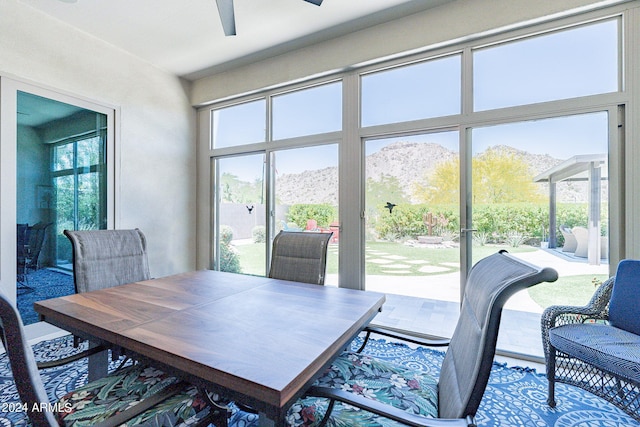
[0,0,197,283]
[191,0,618,105]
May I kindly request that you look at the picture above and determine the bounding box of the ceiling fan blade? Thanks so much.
[216,0,236,36]
[303,0,323,5]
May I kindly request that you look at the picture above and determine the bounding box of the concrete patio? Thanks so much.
[362,248,610,360]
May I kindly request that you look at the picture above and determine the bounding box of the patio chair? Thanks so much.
[0,287,225,427]
[35,229,152,370]
[64,228,150,293]
[17,223,31,290]
[541,259,640,421]
[572,226,589,258]
[17,222,52,290]
[287,250,558,426]
[559,225,577,253]
[268,230,332,285]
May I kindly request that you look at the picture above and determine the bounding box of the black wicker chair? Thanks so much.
[541,259,640,422]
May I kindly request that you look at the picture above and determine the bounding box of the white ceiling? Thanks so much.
[17,0,447,81]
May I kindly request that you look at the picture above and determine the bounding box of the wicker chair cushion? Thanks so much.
[549,323,640,382]
[286,352,438,427]
[609,259,640,336]
[56,364,210,427]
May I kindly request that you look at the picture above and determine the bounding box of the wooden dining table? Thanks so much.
[34,270,385,425]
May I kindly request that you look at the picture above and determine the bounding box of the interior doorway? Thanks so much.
[3,81,115,324]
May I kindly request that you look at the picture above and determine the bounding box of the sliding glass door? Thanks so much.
[469,113,610,356]
[364,132,461,336]
[1,78,114,305]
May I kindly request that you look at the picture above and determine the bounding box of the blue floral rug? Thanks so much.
[17,269,74,325]
[0,336,637,426]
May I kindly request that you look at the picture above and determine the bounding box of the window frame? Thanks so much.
[198,11,629,289]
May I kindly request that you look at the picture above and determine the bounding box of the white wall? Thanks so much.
[0,0,197,283]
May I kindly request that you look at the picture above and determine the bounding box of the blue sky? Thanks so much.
[215,18,616,180]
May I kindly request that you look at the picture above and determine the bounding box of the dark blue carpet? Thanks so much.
[1,337,637,426]
[17,268,74,325]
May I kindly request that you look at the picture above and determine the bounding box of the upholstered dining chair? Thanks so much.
[0,287,226,427]
[268,231,333,285]
[36,229,152,370]
[286,250,558,426]
[64,228,150,293]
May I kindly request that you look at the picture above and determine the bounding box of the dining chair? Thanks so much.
[64,228,150,293]
[34,229,152,370]
[17,223,32,290]
[268,230,333,285]
[17,222,52,291]
[0,287,228,427]
[286,250,558,426]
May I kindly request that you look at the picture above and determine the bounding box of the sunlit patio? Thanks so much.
[361,247,609,360]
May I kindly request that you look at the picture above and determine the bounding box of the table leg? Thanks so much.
[87,342,108,381]
[258,412,275,427]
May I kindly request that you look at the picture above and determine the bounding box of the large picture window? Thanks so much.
[473,20,619,111]
[272,82,342,140]
[361,54,461,127]
[212,99,266,149]
[203,15,624,360]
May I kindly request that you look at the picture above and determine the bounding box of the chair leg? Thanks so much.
[199,388,231,427]
[547,348,557,407]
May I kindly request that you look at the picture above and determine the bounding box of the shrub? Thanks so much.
[252,225,266,243]
[219,243,241,273]
[372,202,596,245]
[374,204,459,241]
[219,225,234,245]
[286,204,336,229]
[218,224,241,273]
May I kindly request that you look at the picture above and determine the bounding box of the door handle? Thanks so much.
[460,228,478,233]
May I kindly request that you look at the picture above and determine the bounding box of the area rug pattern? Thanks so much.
[17,269,75,325]
[1,336,637,426]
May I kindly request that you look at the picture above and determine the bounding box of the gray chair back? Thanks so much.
[64,229,150,293]
[0,288,59,426]
[438,250,558,418]
[268,231,332,285]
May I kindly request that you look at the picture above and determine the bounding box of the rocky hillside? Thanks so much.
[276,141,591,205]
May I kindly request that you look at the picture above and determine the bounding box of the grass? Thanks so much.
[528,274,608,308]
[232,240,604,308]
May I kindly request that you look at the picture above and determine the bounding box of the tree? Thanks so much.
[414,148,545,204]
[413,159,459,204]
[220,172,263,204]
[366,174,409,215]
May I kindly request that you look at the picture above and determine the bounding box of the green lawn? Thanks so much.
[233,240,606,308]
[529,274,608,308]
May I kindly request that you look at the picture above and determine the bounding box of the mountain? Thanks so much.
[276,141,591,205]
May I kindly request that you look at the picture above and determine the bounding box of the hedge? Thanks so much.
[372,203,604,245]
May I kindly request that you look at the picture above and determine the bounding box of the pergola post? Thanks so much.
[588,162,602,265]
[548,179,557,248]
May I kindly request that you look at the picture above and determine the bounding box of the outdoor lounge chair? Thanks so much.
[269,230,332,285]
[286,250,558,426]
[559,225,577,253]
[572,226,589,258]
